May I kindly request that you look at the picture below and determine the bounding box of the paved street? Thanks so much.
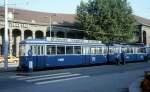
[0,62,150,92]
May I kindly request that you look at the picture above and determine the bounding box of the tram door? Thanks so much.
[35,45,45,69]
[83,46,91,65]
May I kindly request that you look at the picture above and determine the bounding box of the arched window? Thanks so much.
[24,30,32,39]
[35,31,43,39]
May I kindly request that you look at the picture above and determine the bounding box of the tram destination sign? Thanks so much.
[46,37,101,44]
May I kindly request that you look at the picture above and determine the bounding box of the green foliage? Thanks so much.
[76,0,136,43]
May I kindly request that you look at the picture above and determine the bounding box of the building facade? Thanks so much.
[0,7,150,57]
[134,16,150,45]
[0,7,84,57]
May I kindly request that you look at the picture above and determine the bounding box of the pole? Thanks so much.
[4,0,9,70]
[49,16,52,39]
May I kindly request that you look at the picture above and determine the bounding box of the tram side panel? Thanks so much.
[45,56,56,67]
[108,54,116,63]
[35,56,46,69]
[55,55,84,66]
[124,54,136,62]
[89,55,107,64]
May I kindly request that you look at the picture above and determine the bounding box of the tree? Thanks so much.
[75,0,136,43]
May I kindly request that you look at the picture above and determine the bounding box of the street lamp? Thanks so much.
[4,0,9,70]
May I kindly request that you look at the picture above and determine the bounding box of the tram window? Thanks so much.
[37,46,41,55]
[19,45,25,56]
[74,46,81,54]
[57,46,65,55]
[122,48,126,52]
[82,47,90,55]
[137,48,146,53]
[109,48,114,54]
[91,47,96,54]
[124,48,128,53]
[114,48,120,53]
[32,46,37,55]
[103,48,108,54]
[47,46,51,55]
[125,48,133,53]
[66,46,73,54]
[41,46,44,55]
[137,48,140,53]
[96,47,102,54]
[47,45,56,55]
[30,46,33,55]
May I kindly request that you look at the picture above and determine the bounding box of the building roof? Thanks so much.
[0,7,76,26]
[134,15,150,26]
[0,7,150,27]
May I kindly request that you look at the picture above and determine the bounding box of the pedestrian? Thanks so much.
[121,51,125,65]
[115,52,120,65]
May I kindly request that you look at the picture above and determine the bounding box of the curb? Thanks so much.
[0,67,17,73]
[129,77,143,92]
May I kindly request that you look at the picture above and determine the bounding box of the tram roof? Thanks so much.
[120,43,145,47]
[20,38,104,45]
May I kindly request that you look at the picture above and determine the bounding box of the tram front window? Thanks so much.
[19,45,25,56]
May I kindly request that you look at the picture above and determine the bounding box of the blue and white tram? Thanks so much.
[121,44,147,62]
[19,38,108,70]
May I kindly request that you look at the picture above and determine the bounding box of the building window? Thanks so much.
[143,31,146,44]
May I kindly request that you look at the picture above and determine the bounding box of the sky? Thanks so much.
[0,0,150,19]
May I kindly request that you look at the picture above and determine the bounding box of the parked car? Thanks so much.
[0,56,19,63]
[0,56,4,63]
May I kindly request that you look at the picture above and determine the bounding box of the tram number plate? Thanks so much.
[58,58,64,62]
[92,57,96,62]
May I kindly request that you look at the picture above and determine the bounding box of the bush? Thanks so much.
[141,71,150,92]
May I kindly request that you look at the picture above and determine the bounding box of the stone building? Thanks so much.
[0,7,84,57]
[0,7,150,57]
[134,15,150,45]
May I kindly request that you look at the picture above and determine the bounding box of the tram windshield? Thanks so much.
[19,45,25,56]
